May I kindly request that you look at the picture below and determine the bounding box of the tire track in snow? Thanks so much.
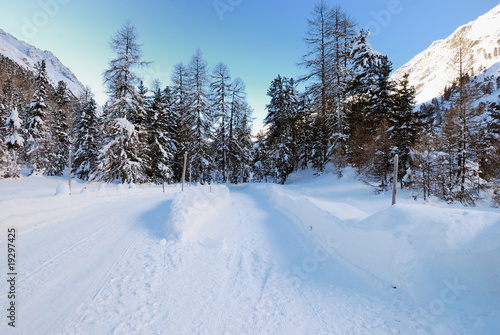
[9,192,170,334]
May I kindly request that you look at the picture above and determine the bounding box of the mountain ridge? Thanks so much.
[392,3,500,105]
[0,28,85,98]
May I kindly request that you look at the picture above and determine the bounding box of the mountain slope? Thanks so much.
[392,4,500,104]
[0,28,85,97]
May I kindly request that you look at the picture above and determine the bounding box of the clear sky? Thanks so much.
[0,0,498,131]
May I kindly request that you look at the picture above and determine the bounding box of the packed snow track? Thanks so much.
[0,174,499,334]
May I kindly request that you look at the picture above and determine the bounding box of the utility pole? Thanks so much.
[392,154,399,205]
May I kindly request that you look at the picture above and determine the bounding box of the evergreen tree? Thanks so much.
[46,80,71,176]
[3,103,24,178]
[170,62,190,182]
[252,131,269,183]
[73,87,101,180]
[347,30,380,168]
[264,76,301,184]
[186,49,212,183]
[24,60,51,174]
[93,21,151,183]
[145,81,177,184]
[391,73,419,186]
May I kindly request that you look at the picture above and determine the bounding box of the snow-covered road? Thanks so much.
[1,173,499,334]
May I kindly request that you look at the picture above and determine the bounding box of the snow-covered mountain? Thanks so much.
[0,28,85,97]
[392,4,500,104]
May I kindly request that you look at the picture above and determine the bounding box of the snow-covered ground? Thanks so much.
[0,169,499,334]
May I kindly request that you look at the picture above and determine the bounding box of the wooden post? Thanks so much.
[182,152,187,192]
[68,146,72,195]
[189,163,192,186]
[392,154,399,205]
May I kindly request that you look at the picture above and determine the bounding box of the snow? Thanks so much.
[0,170,499,334]
[392,3,500,105]
[0,29,85,97]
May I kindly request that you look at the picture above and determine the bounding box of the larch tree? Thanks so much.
[92,21,151,184]
[170,62,190,182]
[210,62,232,182]
[186,49,212,183]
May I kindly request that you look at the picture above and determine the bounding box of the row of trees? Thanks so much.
[255,1,500,206]
[0,22,254,185]
[1,2,499,206]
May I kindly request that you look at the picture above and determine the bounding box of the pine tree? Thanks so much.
[3,103,24,178]
[46,80,71,176]
[73,87,101,180]
[170,62,190,182]
[264,76,300,184]
[391,73,419,186]
[347,31,390,173]
[145,81,177,184]
[252,131,269,183]
[93,21,151,184]
[186,49,212,183]
[25,60,51,174]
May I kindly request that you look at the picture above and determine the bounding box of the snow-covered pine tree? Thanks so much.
[46,80,71,176]
[347,30,396,183]
[3,103,24,178]
[144,81,177,184]
[210,62,232,182]
[264,75,300,184]
[252,131,269,183]
[72,87,101,180]
[24,60,51,175]
[170,62,190,182]
[390,73,419,187]
[92,21,151,184]
[186,49,212,183]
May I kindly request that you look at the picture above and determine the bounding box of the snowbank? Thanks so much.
[167,185,230,241]
[253,181,500,327]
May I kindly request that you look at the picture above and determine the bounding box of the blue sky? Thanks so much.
[0,0,498,130]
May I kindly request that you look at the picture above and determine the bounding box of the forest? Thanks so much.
[0,1,499,206]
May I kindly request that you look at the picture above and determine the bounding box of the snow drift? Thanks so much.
[167,185,230,241]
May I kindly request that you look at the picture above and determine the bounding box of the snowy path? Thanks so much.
[1,175,499,334]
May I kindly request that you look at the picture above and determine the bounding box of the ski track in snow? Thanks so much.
[1,175,499,334]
